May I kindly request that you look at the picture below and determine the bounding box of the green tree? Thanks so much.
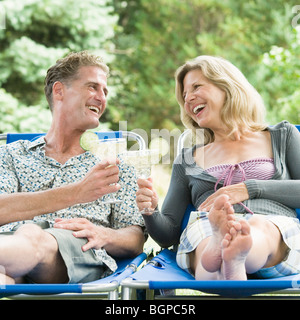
[256,28,300,124]
[0,0,117,133]
[0,0,298,135]
[110,0,227,133]
[109,0,296,133]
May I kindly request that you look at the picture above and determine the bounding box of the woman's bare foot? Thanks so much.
[201,195,236,272]
[221,219,252,280]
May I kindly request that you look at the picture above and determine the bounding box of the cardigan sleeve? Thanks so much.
[142,154,192,248]
[244,122,300,209]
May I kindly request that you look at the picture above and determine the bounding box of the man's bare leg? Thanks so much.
[0,224,68,284]
[0,265,16,284]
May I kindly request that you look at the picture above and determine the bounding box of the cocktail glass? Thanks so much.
[122,149,160,213]
[90,138,127,204]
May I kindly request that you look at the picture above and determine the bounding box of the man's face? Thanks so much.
[58,66,108,130]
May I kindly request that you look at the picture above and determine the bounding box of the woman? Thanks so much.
[137,55,300,280]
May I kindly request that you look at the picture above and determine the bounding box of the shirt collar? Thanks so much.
[27,136,46,150]
[26,135,93,165]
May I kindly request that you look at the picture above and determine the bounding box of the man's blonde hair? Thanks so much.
[175,55,267,144]
[44,51,109,111]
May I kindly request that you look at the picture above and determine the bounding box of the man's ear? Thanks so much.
[52,81,64,102]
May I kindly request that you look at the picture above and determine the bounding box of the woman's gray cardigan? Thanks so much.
[143,121,300,248]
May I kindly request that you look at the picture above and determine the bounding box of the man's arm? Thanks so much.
[0,160,120,226]
[102,225,145,257]
[0,186,76,225]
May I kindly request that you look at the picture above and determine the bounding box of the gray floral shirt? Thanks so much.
[0,137,145,274]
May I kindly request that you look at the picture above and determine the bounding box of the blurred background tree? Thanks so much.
[0,0,299,134]
[109,0,299,135]
[0,0,117,132]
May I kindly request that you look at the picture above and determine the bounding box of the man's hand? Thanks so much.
[54,217,108,251]
[0,159,120,227]
[54,218,145,257]
[73,159,120,204]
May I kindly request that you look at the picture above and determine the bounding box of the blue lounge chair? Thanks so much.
[121,125,300,300]
[121,249,300,299]
[1,252,147,300]
[1,130,146,149]
[0,130,147,300]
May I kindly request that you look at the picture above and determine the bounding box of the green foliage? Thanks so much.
[258,28,300,124]
[0,88,51,132]
[0,0,299,136]
[109,0,298,132]
[0,0,117,133]
[0,36,68,106]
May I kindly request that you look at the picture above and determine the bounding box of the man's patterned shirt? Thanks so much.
[0,137,145,275]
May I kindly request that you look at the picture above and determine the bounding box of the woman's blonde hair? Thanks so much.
[175,55,267,144]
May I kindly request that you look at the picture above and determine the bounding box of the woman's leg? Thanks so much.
[200,195,237,273]
[190,195,289,280]
[243,215,289,274]
[189,237,221,280]
[189,195,237,280]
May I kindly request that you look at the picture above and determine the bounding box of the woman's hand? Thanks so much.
[136,177,159,215]
[198,182,249,211]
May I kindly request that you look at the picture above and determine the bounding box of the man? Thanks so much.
[0,51,146,284]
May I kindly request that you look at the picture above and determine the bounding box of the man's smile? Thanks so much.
[87,105,101,115]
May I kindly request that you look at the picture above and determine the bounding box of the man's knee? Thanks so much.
[14,224,58,260]
[14,223,44,240]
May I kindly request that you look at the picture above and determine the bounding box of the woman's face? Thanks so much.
[182,69,226,131]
